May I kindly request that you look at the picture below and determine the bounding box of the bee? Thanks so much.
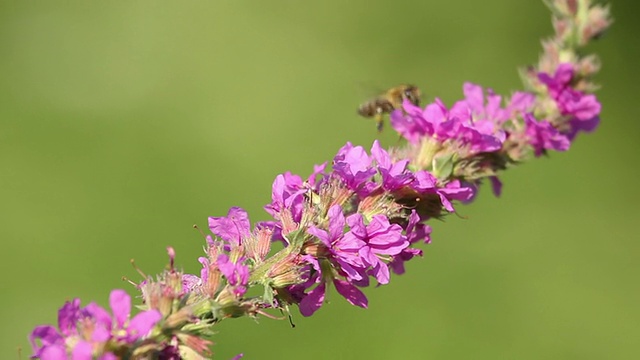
[357,84,421,132]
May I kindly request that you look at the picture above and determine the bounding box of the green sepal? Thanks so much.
[263,284,274,305]
[249,230,304,284]
[432,153,454,179]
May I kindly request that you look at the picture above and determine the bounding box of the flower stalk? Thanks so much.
[28,1,611,359]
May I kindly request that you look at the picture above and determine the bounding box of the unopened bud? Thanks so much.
[358,191,403,223]
[165,307,194,329]
[176,333,213,358]
[279,208,299,237]
[581,4,612,43]
[243,227,273,263]
[267,253,304,288]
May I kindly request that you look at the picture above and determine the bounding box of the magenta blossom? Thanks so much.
[450,83,535,126]
[389,210,431,275]
[30,290,161,360]
[504,91,536,118]
[392,98,505,155]
[209,207,251,247]
[217,253,250,298]
[300,204,403,316]
[411,170,475,213]
[332,142,377,193]
[298,276,369,317]
[524,113,571,156]
[264,172,306,224]
[300,205,369,316]
[370,140,414,192]
[297,256,369,317]
[263,164,327,241]
[344,213,409,285]
[451,83,506,124]
[538,63,601,139]
[307,205,367,282]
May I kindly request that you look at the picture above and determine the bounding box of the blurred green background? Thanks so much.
[1,0,638,359]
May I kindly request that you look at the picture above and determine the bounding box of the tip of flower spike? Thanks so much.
[167,246,176,271]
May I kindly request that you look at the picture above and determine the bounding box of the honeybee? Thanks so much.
[357,84,421,132]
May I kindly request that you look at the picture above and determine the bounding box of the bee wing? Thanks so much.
[355,81,387,99]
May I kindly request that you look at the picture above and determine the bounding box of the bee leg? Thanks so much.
[375,111,384,132]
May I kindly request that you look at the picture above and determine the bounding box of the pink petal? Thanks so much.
[109,289,131,328]
[30,325,62,352]
[333,279,368,309]
[39,345,67,360]
[208,207,251,246]
[84,303,112,330]
[128,310,162,340]
[71,341,93,360]
[299,283,326,317]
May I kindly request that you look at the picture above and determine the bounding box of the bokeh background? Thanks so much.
[1,0,638,359]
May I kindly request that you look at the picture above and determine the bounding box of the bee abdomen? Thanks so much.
[357,99,394,118]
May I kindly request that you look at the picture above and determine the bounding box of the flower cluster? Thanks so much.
[259,140,474,316]
[537,63,602,140]
[27,0,611,358]
[30,290,161,360]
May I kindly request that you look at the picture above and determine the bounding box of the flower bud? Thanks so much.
[243,227,273,263]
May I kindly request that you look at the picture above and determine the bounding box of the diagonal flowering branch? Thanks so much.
[28,1,611,358]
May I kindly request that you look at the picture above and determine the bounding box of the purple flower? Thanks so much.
[298,277,368,317]
[345,213,408,284]
[538,63,573,99]
[185,245,251,299]
[538,63,601,139]
[489,176,503,198]
[450,83,536,126]
[87,290,162,343]
[298,281,327,317]
[505,91,536,117]
[299,205,373,316]
[524,113,570,156]
[30,326,66,360]
[57,298,82,337]
[263,165,327,242]
[440,179,476,204]
[333,279,368,309]
[39,346,68,360]
[392,98,505,155]
[389,211,430,275]
[307,162,328,188]
[451,83,506,124]
[182,273,203,294]
[208,207,251,247]
[370,140,413,191]
[217,253,250,297]
[411,170,475,213]
[264,172,306,223]
[30,290,162,360]
[388,247,423,275]
[333,142,376,192]
[307,205,367,282]
[184,256,215,297]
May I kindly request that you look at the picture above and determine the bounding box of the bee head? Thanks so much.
[403,85,421,106]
